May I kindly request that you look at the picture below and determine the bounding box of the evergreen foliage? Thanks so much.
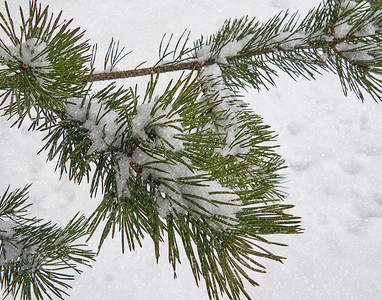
[0,0,89,126]
[0,0,380,299]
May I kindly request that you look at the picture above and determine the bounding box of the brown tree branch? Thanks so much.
[87,60,215,82]
[84,49,276,83]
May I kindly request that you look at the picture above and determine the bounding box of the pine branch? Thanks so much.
[0,0,90,125]
[37,70,301,300]
[87,33,375,82]
[0,1,381,300]
[86,0,382,102]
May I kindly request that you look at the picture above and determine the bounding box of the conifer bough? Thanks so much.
[0,0,380,299]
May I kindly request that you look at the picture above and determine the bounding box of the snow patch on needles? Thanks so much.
[200,64,251,156]
[131,103,152,139]
[270,32,308,50]
[115,155,132,198]
[333,22,353,39]
[0,38,50,75]
[115,104,242,224]
[66,97,122,154]
[0,218,39,269]
[336,42,374,61]
[333,20,377,39]
[0,220,22,265]
[132,102,184,151]
[115,144,241,225]
[196,35,253,64]
[153,160,241,222]
[158,177,240,223]
[334,0,378,39]
[340,0,358,10]
[196,44,213,63]
[216,35,254,64]
[354,23,377,37]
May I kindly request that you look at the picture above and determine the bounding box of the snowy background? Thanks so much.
[1,0,382,299]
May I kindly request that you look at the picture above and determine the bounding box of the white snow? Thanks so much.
[154,161,240,221]
[115,98,238,220]
[131,102,153,139]
[131,102,184,151]
[115,155,132,198]
[354,23,377,37]
[270,31,309,50]
[200,63,253,157]
[0,38,50,74]
[216,35,254,64]
[340,0,358,10]
[66,97,121,154]
[1,0,381,299]
[334,0,378,39]
[0,220,21,265]
[197,34,254,64]
[333,16,378,40]
[336,42,374,61]
[333,22,353,39]
[121,142,240,221]
[65,97,88,123]
[0,218,38,269]
[196,44,213,63]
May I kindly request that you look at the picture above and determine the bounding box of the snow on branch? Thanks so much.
[86,1,381,103]
[63,80,243,226]
[4,1,382,299]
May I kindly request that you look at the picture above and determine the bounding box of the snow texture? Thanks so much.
[333,22,354,39]
[113,148,241,218]
[336,42,374,61]
[152,160,240,220]
[1,0,381,299]
[0,38,50,76]
[66,97,121,154]
[0,218,38,270]
[334,0,378,40]
[0,220,21,265]
[67,93,238,220]
[197,34,254,64]
[355,22,377,37]
[340,0,358,10]
[131,102,184,151]
[270,31,308,50]
[116,142,240,221]
[200,64,251,157]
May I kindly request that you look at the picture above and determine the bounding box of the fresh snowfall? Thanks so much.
[0,0,381,299]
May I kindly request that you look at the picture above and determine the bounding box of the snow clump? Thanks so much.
[336,42,374,61]
[200,64,251,157]
[0,38,50,76]
[269,31,309,50]
[196,35,254,64]
[131,101,184,151]
[0,219,22,265]
[65,97,121,154]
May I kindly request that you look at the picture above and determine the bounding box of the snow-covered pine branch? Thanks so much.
[39,66,298,298]
[86,1,382,102]
[0,0,381,299]
[0,0,89,126]
[193,0,382,101]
